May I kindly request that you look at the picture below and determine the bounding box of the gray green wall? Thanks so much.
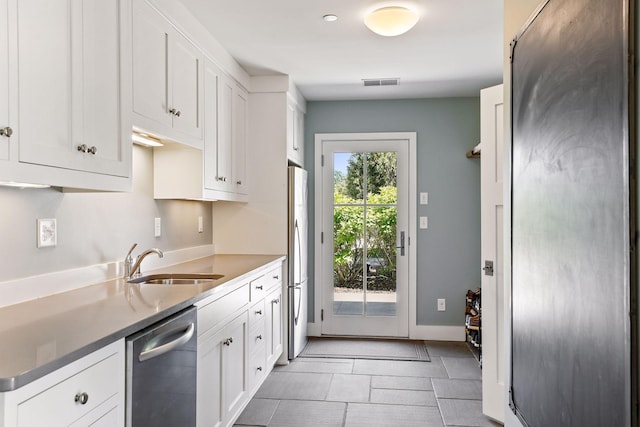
[305,98,481,326]
[0,145,212,285]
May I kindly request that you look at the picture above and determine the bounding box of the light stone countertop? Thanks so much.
[0,254,285,392]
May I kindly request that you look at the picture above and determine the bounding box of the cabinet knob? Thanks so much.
[74,392,89,405]
[293,147,299,151]
[87,146,97,155]
[257,366,263,372]
[236,180,242,185]
[255,310,262,315]
[256,334,262,341]
[273,275,279,280]
[272,298,280,304]
[223,337,233,346]
[0,126,12,137]
[77,144,87,153]
[169,108,182,117]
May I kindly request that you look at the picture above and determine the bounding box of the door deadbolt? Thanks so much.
[483,260,494,276]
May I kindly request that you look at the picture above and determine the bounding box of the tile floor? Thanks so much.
[234,341,501,427]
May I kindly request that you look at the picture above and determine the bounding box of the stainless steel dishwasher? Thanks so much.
[126,306,197,427]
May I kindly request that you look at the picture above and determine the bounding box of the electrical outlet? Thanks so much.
[420,216,428,229]
[437,298,446,311]
[420,192,429,205]
[198,216,204,233]
[154,217,161,237]
[37,218,57,248]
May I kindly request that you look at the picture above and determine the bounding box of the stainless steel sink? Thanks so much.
[128,273,224,285]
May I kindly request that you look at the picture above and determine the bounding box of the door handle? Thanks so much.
[139,323,195,362]
[395,231,405,256]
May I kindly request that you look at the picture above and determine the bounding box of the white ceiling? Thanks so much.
[178,0,504,101]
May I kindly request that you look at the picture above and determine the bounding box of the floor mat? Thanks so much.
[299,337,430,362]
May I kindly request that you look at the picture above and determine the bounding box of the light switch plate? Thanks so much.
[37,218,57,248]
[420,216,428,229]
[420,192,429,205]
[437,298,446,311]
[154,217,161,237]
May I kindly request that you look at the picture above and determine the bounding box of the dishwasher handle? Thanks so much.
[139,323,195,362]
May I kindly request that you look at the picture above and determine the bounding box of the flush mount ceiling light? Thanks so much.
[364,6,419,37]
[323,14,338,22]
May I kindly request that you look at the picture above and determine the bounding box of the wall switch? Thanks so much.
[198,216,204,233]
[154,217,161,237]
[37,218,57,248]
[437,298,446,311]
[420,216,428,229]
[420,192,429,205]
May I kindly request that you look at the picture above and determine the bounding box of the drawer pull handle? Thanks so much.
[75,392,89,405]
[0,126,13,138]
[273,275,279,280]
[255,310,262,315]
[257,366,263,372]
[256,334,262,340]
[255,285,263,290]
[272,298,280,304]
[223,337,233,346]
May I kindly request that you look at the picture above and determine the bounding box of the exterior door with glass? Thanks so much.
[318,134,411,337]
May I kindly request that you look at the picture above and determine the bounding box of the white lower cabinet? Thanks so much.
[198,310,249,427]
[196,261,284,427]
[0,340,124,427]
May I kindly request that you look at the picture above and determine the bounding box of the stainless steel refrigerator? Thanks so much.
[288,166,308,359]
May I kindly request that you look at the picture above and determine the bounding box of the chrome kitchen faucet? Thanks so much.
[124,243,164,280]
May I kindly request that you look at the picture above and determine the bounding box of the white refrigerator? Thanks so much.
[288,166,308,359]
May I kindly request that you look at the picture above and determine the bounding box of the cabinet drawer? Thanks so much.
[17,352,120,426]
[249,300,265,328]
[198,284,250,335]
[247,346,267,392]
[249,319,266,356]
[250,267,281,302]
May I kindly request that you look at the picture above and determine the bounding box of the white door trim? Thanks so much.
[313,132,416,338]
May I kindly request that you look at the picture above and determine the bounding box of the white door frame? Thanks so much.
[311,132,417,337]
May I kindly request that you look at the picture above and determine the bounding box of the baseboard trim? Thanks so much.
[410,325,466,341]
[0,244,215,308]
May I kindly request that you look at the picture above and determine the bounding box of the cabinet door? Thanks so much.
[203,58,221,192]
[198,329,224,427]
[169,31,203,140]
[0,0,9,161]
[232,85,248,195]
[17,0,128,177]
[266,287,283,366]
[198,311,248,427]
[294,108,305,167]
[286,101,296,162]
[132,0,170,127]
[217,76,234,191]
[221,311,248,424]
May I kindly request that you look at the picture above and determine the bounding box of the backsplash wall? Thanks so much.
[0,145,212,283]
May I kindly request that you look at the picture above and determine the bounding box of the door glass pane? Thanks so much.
[332,151,398,317]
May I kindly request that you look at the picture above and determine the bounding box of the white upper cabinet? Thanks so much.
[0,0,8,162]
[232,84,248,195]
[286,96,305,167]
[154,58,248,202]
[132,0,203,147]
[0,0,132,189]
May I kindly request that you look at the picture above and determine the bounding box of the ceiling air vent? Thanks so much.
[363,78,399,87]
